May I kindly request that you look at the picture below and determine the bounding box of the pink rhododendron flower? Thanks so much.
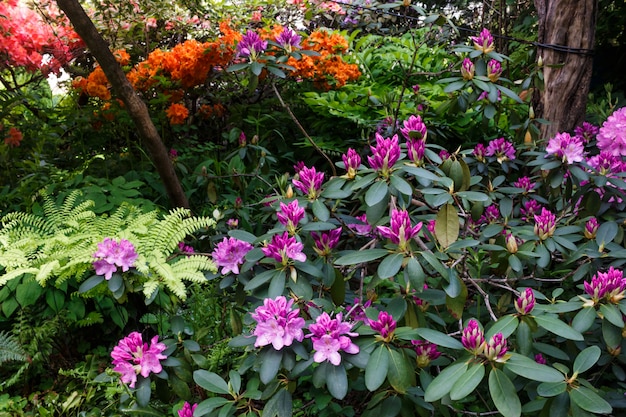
[521,200,543,222]
[534,208,556,240]
[348,213,371,236]
[514,176,535,194]
[487,59,502,82]
[111,332,167,388]
[545,132,584,164]
[584,217,599,239]
[368,133,401,177]
[275,27,301,52]
[377,209,423,252]
[312,228,342,257]
[251,296,305,350]
[484,332,508,361]
[292,165,324,199]
[584,267,626,305]
[342,148,361,179]
[462,319,485,355]
[479,204,500,224]
[262,232,306,264]
[461,57,475,80]
[587,151,626,176]
[406,137,426,165]
[575,122,599,142]
[535,353,547,364]
[597,107,626,156]
[471,28,495,54]
[308,312,359,365]
[276,199,305,234]
[412,340,441,367]
[473,143,486,162]
[486,137,516,162]
[178,402,197,417]
[93,238,138,280]
[515,288,535,315]
[369,311,396,342]
[400,115,428,141]
[237,30,268,59]
[211,237,253,275]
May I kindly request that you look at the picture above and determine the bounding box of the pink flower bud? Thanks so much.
[487,59,502,82]
[462,319,485,355]
[584,217,599,239]
[461,58,475,80]
[515,288,535,315]
[484,333,508,361]
[471,28,495,54]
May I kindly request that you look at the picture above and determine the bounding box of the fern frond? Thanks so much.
[75,311,104,327]
[0,268,38,286]
[0,331,28,364]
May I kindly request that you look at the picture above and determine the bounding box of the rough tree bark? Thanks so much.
[534,0,598,140]
[56,0,189,208]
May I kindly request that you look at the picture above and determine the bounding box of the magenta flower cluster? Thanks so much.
[311,228,342,257]
[369,311,396,342]
[597,106,626,157]
[308,312,359,365]
[211,237,253,275]
[485,137,516,163]
[584,217,599,239]
[461,319,485,355]
[178,402,197,417]
[275,27,301,52]
[460,57,474,80]
[487,59,502,82]
[251,296,306,349]
[262,231,307,264]
[237,30,268,59]
[342,148,361,179]
[292,165,324,199]
[545,132,585,164]
[368,133,401,177]
[514,288,535,315]
[277,199,305,234]
[534,207,556,240]
[584,266,626,305]
[412,340,441,367]
[111,332,167,388]
[471,28,495,54]
[377,209,422,252]
[93,237,138,280]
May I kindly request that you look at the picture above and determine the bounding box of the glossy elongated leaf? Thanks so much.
[365,180,389,207]
[573,346,601,374]
[596,221,618,246]
[415,328,464,350]
[312,199,330,222]
[445,278,467,320]
[505,353,564,382]
[195,397,231,416]
[390,174,413,197]
[572,307,597,333]
[537,381,567,397]
[136,376,152,407]
[405,257,425,291]
[489,368,521,417]
[569,386,612,414]
[78,274,104,293]
[193,370,230,395]
[450,363,485,400]
[365,345,390,391]
[227,229,258,243]
[263,389,293,417]
[599,303,624,328]
[534,314,584,341]
[260,348,283,384]
[387,348,414,394]
[326,362,348,399]
[424,361,468,401]
[334,249,389,266]
[486,315,519,339]
[377,253,404,279]
[435,203,459,248]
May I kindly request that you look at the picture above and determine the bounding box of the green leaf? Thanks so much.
[16,280,43,308]
[263,389,293,417]
[419,251,448,278]
[45,289,65,313]
[443,80,467,93]
[435,203,459,248]
[387,348,414,394]
[489,368,521,417]
[596,221,618,246]
[445,279,467,320]
[193,370,230,395]
[334,249,389,265]
[569,386,612,414]
[454,191,490,202]
[486,315,519,339]
[390,174,413,197]
[326,362,348,400]
[450,363,485,400]
[377,253,404,279]
[260,348,283,384]
[228,229,258,243]
[573,346,601,374]
[365,180,389,207]
[572,307,597,333]
[366,344,390,391]
[405,257,425,292]
[135,376,152,407]
[505,353,564,382]
[415,328,464,350]
[78,275,104,293]
[244,269,280,292]
[424,361,468,401]
[311,199,330,222]
[599,304,625,328]
[534,314,584,341]
[537,381,567,397]
[195,397,231,416]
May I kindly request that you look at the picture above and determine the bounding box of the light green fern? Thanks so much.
[0,331,27,364]
[0,191,217,302]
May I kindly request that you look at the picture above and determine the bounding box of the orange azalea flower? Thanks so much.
[166,103,189,125]
[113,49,131,66]
[4,127,23,147]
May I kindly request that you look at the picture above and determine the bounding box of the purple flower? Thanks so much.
[584,267,626,305]
[486,137,516,163]
[584,217,599,239]
[275,27,301,52]
[262,232,306,265]
[276,199,305,234]
[369,311,396,342]
[484,332,508,361]
[400,115,428,141]
[312,228,342,257]
[473,143,486,162]
[535,353,547,364]
[439,149,451,160]
[368,133,401,177]
[178,402,198,417]
[211,237,253,275]
[515,288,535,315]
[412,84,420,94]
[574,122,599,142]
[177,241,195,255]
[292,165,324,200]
[514,176,535,194]
[597,107,626,156]
[227,218,239,228]
[348,213,371,236]
[462,319,485,355]
[521,200,543,222]
[111,332,167,388]
[545,132,584,164]
[342,148,361,179]
[471,28,495,54]
[412,340,441,367]
[93,238,138,280]
[237,30,268,59]
[587,151,626,176]
[251,296,306,350]
[534,208,556,240]
[406,138,426,165]
[345,297,372,322]
[460,57,475,80]
[479,204,500,224]
[308,312,359,365]
[487,59,502,82]
[377,209,423,252]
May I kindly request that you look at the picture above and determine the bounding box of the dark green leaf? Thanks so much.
[387,348,414,394]
[326,362,348,399]
[335,249,389,266]
[486,315,519,339]
[573,346,601,374]
[136,376,152,407]
[193,370,230,394]
[489,368,521,417]
[311,199,330,222]
[569,386,612,414]
[366,345,389,391]
[365,180,389,207]
[599,304,624,328]
[260,348,283,384]
[377,253,404,279]
[263,389,293,417]
[450,363,485,400]
[534,314,584,341]
[505,353,564,382]
[415,328,464,349]
[78,275,105,293]
[424,361,468,401]
[572,307,597,333]
[195,397,231,416]
[537,381,567,397]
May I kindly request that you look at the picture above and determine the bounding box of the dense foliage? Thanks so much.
[1,0,626,416]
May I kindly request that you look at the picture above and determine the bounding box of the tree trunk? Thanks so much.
[534,0,597,140]
[56,0,189,208]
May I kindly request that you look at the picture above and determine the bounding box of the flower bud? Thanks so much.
[584,217,599,239]
[461,58,475,81]
[484,332,507,361]
[505,232,518,254]
[515,288,535,315]
[461,319,485,355]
